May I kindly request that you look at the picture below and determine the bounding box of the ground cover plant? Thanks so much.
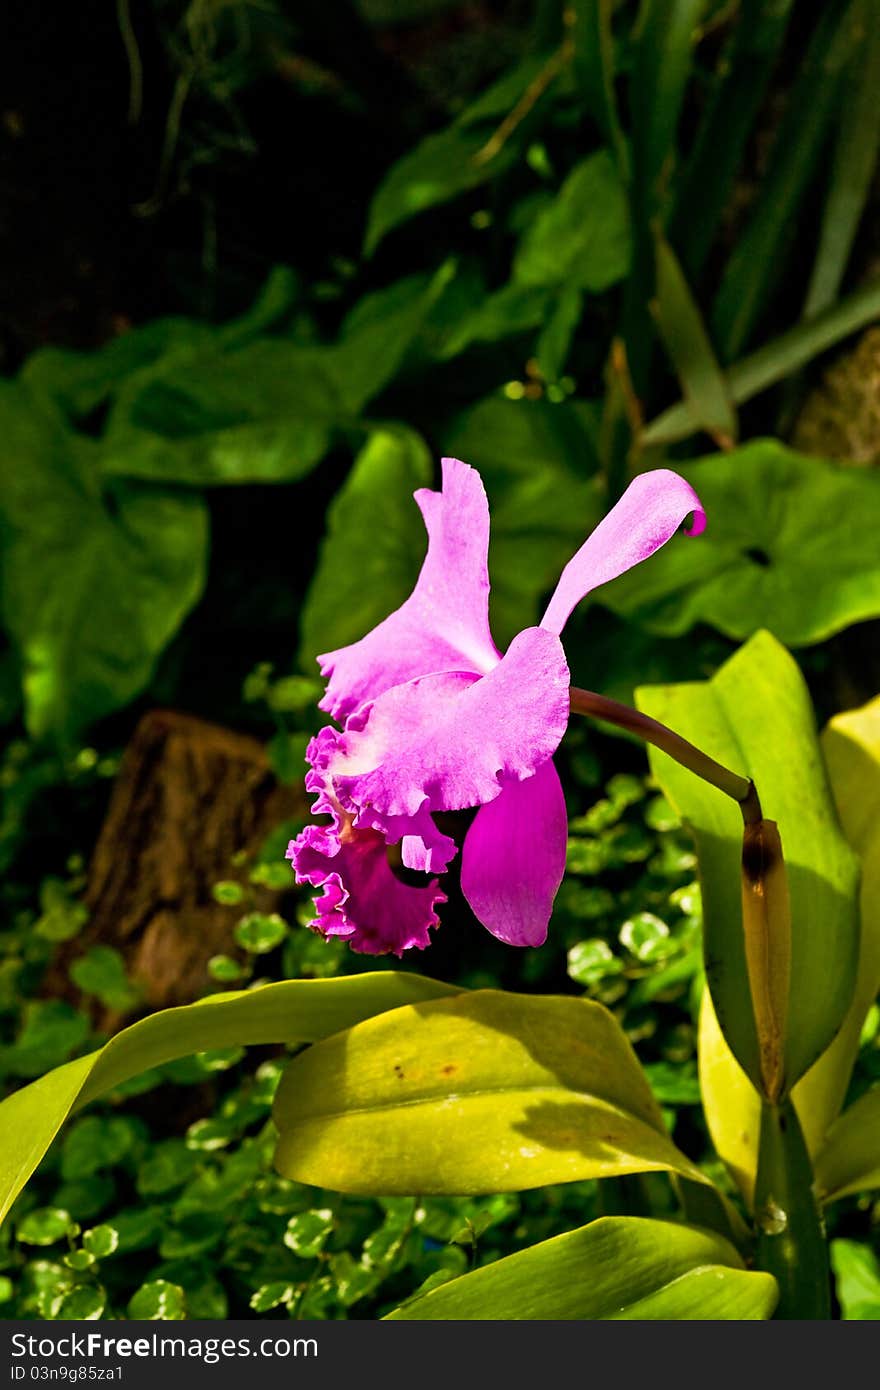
[2,0,880,1321]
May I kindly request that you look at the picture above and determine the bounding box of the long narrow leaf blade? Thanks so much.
[672,0,796,278]
[0,972,459,1228]
[803,0,880,318]
[711,0,861,361]
[652,230,737,446]
[642,275,880,445]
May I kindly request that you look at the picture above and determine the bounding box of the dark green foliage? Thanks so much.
[2,0,880,1322]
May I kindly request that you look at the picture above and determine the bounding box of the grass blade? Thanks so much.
[643,274,880,445]
[571,0,629,179]
[711,0,861,362]
[803,0,880,318]
[651,229,737,447]
[671,0,796,280]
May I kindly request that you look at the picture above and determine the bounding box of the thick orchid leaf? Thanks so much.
[299,428,433,666]
[273,990,712,1194]
[512,150,631,292]
[698,693,880,1204]
[0,973,459,1230]
[797,697,880,1153]
[698,990,761,1207]
[440,395,601,645]
[815,1088,880,1204]
[637,631,859,1093]
[388,1216,777,1320]
[601,443,880,647]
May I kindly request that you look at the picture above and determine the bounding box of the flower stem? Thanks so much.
[754,1098,830,1319]
[569,687,762,825]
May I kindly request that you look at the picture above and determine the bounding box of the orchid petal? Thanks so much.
[327,627,570,818]
[540,469,706,636]
[318,457,500,720]
[289,822,445,957]
[460,758,567,947]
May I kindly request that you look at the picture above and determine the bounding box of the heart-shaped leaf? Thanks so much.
[602,442,880,646]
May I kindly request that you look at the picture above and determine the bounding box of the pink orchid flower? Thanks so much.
[288,458,705,956]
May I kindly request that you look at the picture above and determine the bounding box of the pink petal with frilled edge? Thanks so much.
[318,458,500,720]
[540,469,706,636]
[289,822,446,956]
[460,758,567,946]
[326,626,571,819]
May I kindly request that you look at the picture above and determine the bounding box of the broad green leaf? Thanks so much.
[298,428,433,666]
[831,1239,880,1318]
[637,631,859,1092]
[0,384,208,741]
[273,990,711,1194]
[0,972,459,1229]
[601,442,880,646]
[364,59,545,254]
[21,320,213,422]
[365,127,497,257]
[388,1216,777,1319]
[513,150,630,292]
[439,395,601,645]
[536,287,583,384]
[100,269,449,488]
[439,283,552,360]
[652,231,737,447]
[21,268,295,423]
[100,339,340,485]
[328,262,455,410]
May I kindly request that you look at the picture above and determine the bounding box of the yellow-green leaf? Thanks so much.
[273,990,710,1194]
[801,696,880,1154]
[388,1215,777,1319]
[638,631,859,1094]
[0,973,459,1229]
[814,1087,880,1203]
[698,989,761,1207]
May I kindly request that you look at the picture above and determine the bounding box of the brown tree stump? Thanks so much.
[48,709,306,1025]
